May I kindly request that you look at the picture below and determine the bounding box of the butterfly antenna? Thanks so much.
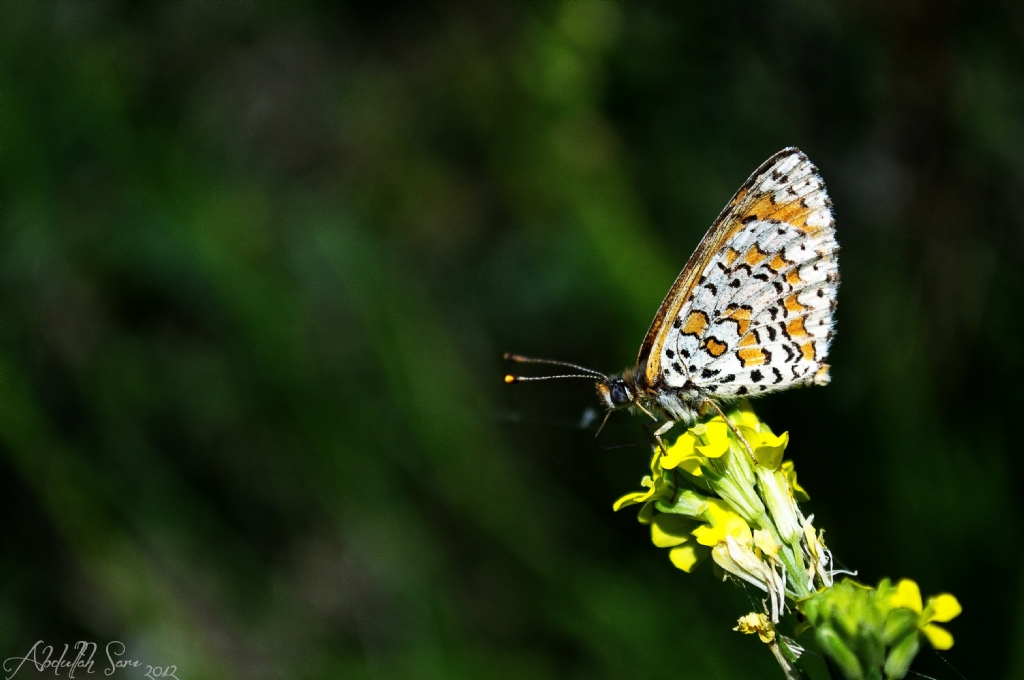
[504,374,598,384]
[503,353,606,378]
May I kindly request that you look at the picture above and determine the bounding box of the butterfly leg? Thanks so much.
[652,420,676,455]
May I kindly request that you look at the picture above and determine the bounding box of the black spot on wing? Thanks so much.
[731,264,753,277]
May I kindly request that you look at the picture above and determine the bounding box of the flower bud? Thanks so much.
[883,631,920,680]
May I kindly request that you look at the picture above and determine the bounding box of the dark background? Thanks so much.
[3,2,1021,679]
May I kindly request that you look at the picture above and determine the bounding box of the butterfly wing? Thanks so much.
[639,148,838,399]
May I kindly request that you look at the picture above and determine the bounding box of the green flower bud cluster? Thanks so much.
[799,578,960,680]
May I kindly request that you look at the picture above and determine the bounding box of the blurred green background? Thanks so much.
[3,2,1022,678]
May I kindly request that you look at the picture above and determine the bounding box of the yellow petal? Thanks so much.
[803,522,819,561]
[754,445,784,469]
[926,594,962,623]
[669,544,705,572]
[692,523,723,546]
[703,498,734,524]
[697,439,730,458]
[754,432,789,470]
[702,418,730,446]
[724,514,753,545]
[637,501,657,524]
[781,460,810,501]
[760,429,789,450]
[613,490,654,511]
[697,500,752,546]
[753,529,780,558]
[922,624,954,650]
[662,431,698,469]
[890,579,923,613]
[651,515,698,548]
[679,456,704,477]
[735,400,760,429]
[735,612,774,643]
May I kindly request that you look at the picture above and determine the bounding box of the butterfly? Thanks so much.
[505,147,838,449]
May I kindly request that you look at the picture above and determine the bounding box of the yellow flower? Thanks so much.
[651,513,697,547]
[694,419,731,458]
[692,499,752,546]
[753,528,780,559]
[648,514,710,573]
[613,450,671,512]
[752,430,789,470]
[888,579,962,650]
[729,401,789,470]
[668,543,706,572]
[661,430,704,475]
[735,612,776,644]
[661,418,731,476]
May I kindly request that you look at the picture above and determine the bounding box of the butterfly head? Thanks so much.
[595,375,636,411]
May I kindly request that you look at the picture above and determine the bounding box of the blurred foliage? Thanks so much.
[2,2,1023,679]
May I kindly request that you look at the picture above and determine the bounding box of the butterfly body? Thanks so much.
[596,368,701,423]
[508,147,838,444]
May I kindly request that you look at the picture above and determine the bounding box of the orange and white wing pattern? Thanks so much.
[649,148,838,399]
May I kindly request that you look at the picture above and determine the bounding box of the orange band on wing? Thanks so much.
[724,306,752,336]
[738,348,766,367]
[768,253,790,272]
[682,311,710,336]
[704,337,728,357]
[784,294,805,314]
[787,317,808,338]
[744,246,768,266]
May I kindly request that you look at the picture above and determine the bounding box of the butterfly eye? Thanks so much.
[610,381,632,407]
